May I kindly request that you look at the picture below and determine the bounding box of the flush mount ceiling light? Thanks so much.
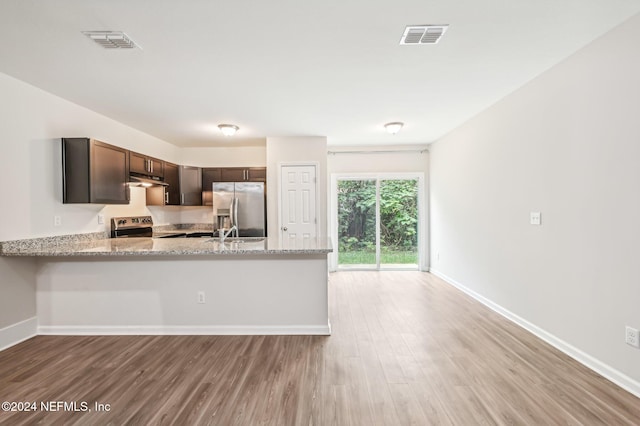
[399,25,449,45]
[82,31,138,49]
[384,122,404,135]
[218,124,239,136]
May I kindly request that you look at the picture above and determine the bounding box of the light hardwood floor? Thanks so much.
[0,271,638,425]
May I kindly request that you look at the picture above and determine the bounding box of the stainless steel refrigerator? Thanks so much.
[212,182,266,237]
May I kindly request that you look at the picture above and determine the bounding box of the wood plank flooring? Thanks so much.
[1,271,639,425]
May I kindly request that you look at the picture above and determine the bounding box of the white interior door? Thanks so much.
[280,165,317,240]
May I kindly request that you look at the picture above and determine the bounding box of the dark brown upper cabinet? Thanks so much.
[201,168,220,206]
[219,168,245,182]
[179,166,202,205]
[201,167,266,205]
[203,167,266,184]
[222,167,266,182]
[202,168,221,190]
[147,164,202,206]
[164,162,180,205]
[62,138,130,204]
[245,167,267,182]
[129,151,164,178]
[146,161,180,206]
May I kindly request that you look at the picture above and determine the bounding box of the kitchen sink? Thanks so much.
[205,237,265,243]
[186,232,214,238]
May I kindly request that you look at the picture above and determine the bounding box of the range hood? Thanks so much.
[128,174,169,187]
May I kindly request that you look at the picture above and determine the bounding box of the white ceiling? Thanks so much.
[1,1,639,147]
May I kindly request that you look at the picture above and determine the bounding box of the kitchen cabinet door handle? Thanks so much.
[181,194,185,205]
[165,191,169,205]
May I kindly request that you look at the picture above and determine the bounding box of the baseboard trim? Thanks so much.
[429,268,640,399]
[38,324,332,336]
[0,317,38,351]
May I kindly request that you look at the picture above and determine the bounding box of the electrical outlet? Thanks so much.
[530,212,541,225]
[98,214,105,225]
[626,326,639,348]
[197,291,206,304]
[54,216,62,227]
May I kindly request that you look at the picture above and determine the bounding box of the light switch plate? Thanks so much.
[626,326,640,348]
[530,212,541,225]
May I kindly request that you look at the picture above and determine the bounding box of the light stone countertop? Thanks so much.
[0,235,333,257]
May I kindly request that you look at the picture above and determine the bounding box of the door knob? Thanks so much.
[282,227,288,231]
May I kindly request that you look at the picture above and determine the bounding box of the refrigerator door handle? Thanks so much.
[228,198,239,237]
[233,198,239,233]
[229,198,238,225]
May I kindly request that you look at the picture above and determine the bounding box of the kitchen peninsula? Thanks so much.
[0,235,332,336]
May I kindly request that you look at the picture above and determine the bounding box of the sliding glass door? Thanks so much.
[379,179,418,269]
[336,176,420,270]
[337,179,377,269]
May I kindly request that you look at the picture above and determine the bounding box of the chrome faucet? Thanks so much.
[218,197,239,243]
[219,225,237,244]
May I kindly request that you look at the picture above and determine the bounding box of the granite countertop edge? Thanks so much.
[0,230,333,257]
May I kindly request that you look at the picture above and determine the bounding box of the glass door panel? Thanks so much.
[379,179,419,269]
[337,179,377,269]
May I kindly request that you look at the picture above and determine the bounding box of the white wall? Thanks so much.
[429,13,640,391]
[327,145,429,175]
[0,72,181,241]
[0,257,37,342]
[0,72,182,340]
[180,146,266,168]
[266,137,328,239]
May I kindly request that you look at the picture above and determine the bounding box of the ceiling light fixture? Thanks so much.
[82,31,138,49]
[218,124,239,136]
[384,122,404,135]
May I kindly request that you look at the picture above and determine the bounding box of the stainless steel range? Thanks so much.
[110,215,154,238]
[110,216,213,238]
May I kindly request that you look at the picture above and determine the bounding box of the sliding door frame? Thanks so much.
[330,172,426,271]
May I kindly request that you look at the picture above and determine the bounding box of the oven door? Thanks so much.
[155,232,187,238]
[111,227,153,238]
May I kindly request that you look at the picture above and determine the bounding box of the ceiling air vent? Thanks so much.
[82,31,139,49]
[399,25,449,45]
